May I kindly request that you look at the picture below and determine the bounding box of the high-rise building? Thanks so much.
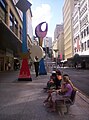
[54,24,63,41]
[73,0,89,56]
[63,0,78,60]
[53,24,64,60]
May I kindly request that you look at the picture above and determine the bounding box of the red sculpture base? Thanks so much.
[18,58,32,81]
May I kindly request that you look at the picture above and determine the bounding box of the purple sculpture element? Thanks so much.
[35,22,48,38]
[35,22,48,75]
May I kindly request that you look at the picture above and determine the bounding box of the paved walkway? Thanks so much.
[0,70,89,120]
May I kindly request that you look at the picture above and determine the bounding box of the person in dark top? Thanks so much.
[43,70,62,104]
[48,70,62,90]
[55,70,62,89]
[34,56,39,77]
[43,71,57,91]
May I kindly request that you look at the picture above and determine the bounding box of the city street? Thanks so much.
[1,0,89,119]
[0,68,89,120]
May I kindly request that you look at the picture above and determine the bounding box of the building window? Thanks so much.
[81,31,83,38]
[0,0,6,9]
[86,27,89,35]
[80,4,87,17]
[77,36,80,51]
[84,42,86,51]
[84,29,86,37]
[19,26,22,41]
[87,40,89,48]
[14,18,18,36]
[81,15,88,28]
[81,43,83,52]
[74,47,77,53]
[0,0,6,22]
[74,38,76,43]
[9,11,14,32]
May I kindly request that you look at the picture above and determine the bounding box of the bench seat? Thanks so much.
[55,89,77,115]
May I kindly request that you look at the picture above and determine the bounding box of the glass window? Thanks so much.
[0,0,6,22]
[87,40,89,48]
[74,38,76,43]
[81,31,83,38]
[86,27,89,35]
[84,42,86,51]
[74,47,76,53]
[81,43,83,52]
[19,26,22,41]
[84,29,86,37]
[0,7,5,21]
[9,11,14,32]
[0,0,6,9]
[14,18,18,36]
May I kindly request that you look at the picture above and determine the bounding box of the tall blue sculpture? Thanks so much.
[16,0,32,81]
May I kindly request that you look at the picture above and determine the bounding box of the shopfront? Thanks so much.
[0,20,22,71]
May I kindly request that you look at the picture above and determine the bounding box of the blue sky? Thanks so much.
[28,0,64,40]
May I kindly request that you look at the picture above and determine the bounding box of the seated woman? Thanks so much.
[46,74,74,112]
[43,70,62,104]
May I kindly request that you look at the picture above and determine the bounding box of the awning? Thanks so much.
[67,55,89,63]
[0,20,22,57]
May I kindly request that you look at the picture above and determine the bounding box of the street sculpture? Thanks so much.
[30,45,43,62]
[16,0,32,81]
[35,22,48,75]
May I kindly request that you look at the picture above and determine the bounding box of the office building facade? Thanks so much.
[63,0,78,60]
[73,0,89,56]
[0,0,33,71]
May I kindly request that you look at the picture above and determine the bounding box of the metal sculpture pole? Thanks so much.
[35,22,48,75]
[16,0,32,81]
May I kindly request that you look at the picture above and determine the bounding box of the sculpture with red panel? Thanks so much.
[16,0,32,81]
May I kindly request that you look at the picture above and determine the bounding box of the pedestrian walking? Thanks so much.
[34,56,39,77]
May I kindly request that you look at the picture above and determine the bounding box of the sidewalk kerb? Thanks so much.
[77,90,89,104]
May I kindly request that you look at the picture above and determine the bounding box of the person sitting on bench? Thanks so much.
[47,74,74,112]
[43,70,62,104]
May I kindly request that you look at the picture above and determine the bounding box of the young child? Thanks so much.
[47,75,56,90]
[43,71,56,91]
